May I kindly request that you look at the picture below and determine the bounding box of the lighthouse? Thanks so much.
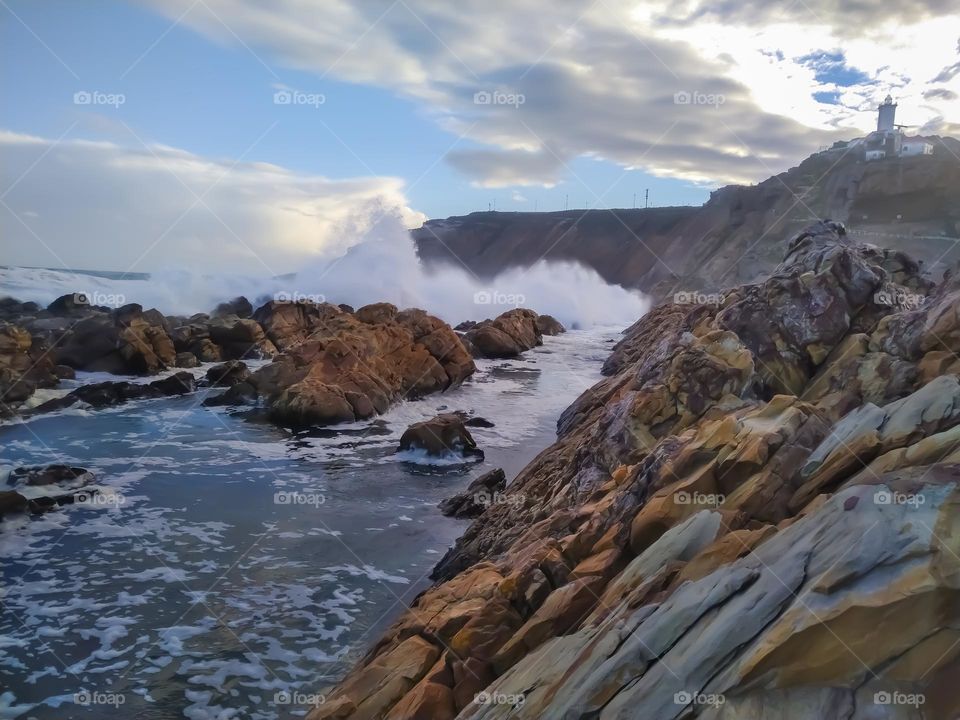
[877,94,897,133]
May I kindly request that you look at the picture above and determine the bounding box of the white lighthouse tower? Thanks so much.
[877,94,897,133]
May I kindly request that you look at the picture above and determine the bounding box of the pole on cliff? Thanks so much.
[645,189,649,209]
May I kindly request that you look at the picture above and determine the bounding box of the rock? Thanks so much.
[535,314,565,336]
[463,416,495,428]
[202,381,258,407]
[465,309,543,358]
[0,323,59,403]
[206,360,251,387]
[31,372,197,415]
[399,414,482,459]
[0,490,28,517]
[438,469,507,518]
[174,351,199,368]
[252,301,475,426]
[55,308,177,375]
[212,296,253,318]
[208,317,277,359]
[8,465,94,487]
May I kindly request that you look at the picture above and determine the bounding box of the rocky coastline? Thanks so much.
[305,221,960,720]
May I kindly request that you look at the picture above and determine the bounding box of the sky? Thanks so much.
[2,0,959,274]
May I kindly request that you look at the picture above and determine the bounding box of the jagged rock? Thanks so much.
[310,223,960,720]
[399,414,482,459]
[0,323,58,403]
[438,469,506,518]
[55,306,176,375]
[31,371,196,414]
[252,301,475,426]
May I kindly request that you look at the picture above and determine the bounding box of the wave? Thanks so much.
[0,212,649,328]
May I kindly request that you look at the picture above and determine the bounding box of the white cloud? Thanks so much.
[134,0,960,188]
[0,130,424,274]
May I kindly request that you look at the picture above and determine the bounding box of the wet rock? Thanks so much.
[0,490,28,517]
[399,414,482,459]
[465,309,543,358]
[206,360,251,387]
[438,469,506,518]
[253,301,475,426]
[174,351,199,368]
[31,372,196,414]
[8,465,94,487]
[534,314,565,336]
[212,296,253,319]
[202,380,258,407]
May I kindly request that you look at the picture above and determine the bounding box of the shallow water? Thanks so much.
[0,328,618,719]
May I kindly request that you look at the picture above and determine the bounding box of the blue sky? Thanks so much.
[1,0,707,220]
[2,0,958,272]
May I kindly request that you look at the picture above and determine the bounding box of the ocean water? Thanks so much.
[0,328,619,719]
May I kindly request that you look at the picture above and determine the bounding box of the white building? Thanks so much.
[901,138,934,156]
[863,96,934,161]
[877,95,897,132]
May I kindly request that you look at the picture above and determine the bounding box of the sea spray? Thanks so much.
[0,211,649,328]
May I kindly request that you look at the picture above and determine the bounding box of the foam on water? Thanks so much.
[0,326,622,718]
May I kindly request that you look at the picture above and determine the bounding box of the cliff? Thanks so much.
[311,221,960,719]
[414,138,960,300]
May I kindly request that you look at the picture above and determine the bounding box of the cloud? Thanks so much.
[0,130,424,273]
[132,1,960,189]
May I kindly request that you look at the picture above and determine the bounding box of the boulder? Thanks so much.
[399,414,482,459]
[535,314,565,336]
[252,301,475,426]
[0,323,59,403]
[465,309,543,358]
[438,468,507,518]
[206,360,251,387]
[212,296,253,319]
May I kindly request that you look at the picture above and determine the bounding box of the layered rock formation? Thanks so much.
[309,222,960,720]
[399,414,482,459]
[415,140,960,300]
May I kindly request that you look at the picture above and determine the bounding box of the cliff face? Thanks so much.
[414,138,960,300]
[311,222,960,720]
